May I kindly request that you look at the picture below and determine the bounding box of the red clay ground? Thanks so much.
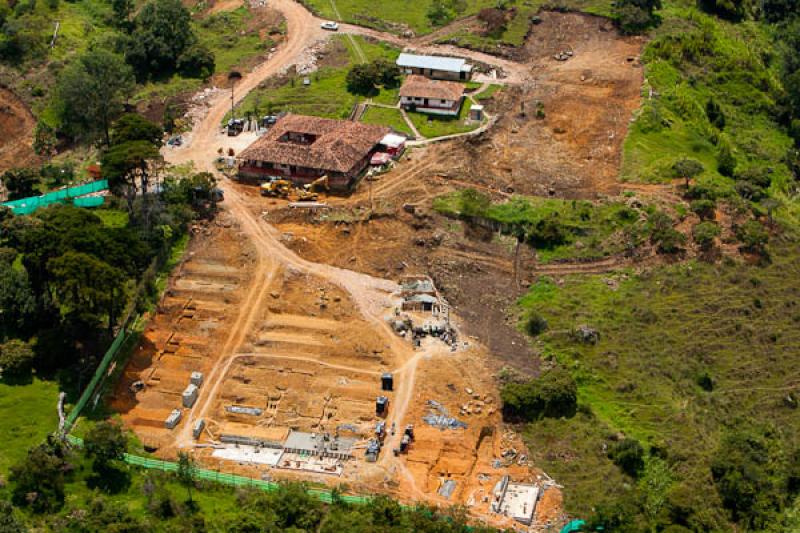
[0,86,40,177]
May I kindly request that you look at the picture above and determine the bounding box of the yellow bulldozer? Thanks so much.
[260,179,292,198]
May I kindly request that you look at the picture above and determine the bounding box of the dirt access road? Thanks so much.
[159,1,560,520]
[163,0,433,486]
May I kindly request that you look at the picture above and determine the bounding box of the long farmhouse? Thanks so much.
[399,75,465,116]
[237,114,389,192]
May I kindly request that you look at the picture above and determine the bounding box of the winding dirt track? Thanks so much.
[163,0,442,490]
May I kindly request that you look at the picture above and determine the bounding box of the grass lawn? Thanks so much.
[371,86,400,106]
[406,101,480,138]
[473,83,503,101]
[517,242,800,518]
[230,36,400,121]
[301,0,496,35]
[361,106,414,136]
[0,377,60,474]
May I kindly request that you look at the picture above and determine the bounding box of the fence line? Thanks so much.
[63,326,129,433]
[65,435,371,505]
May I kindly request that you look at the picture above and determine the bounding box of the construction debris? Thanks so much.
[423,399,468,430]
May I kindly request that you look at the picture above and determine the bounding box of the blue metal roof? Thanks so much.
[396,53,472,73]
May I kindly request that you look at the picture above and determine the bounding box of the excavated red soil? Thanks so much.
[0,87,39,176]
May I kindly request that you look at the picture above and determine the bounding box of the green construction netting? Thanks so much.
[72,196,106,208]
[66,435,372,505]
[2,179,108,215]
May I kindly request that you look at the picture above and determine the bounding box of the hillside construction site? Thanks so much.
[105,5,657,530]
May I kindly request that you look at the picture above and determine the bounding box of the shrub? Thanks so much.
[614,0,661,35]
[717,140,737,177]
[10,438,72,513]
[697,0,748,21]
[706,97,726,129]
[0,339,35,377]
[736,220,769,252]
[693,221,720,250]
[690,198,716,220]
[648,211,686,253]
[526,216,567,248]
[500,366,577,421]
[711,429,782,528]
[525,311,548,336]
[478,7,507,36]
[609,438,645,477]
[177,44,215,79]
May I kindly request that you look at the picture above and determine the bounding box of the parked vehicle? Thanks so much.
[321,21,339,31]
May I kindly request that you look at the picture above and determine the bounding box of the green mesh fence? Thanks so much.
[63,326,128,432]
[2,179,109,215]
[72,196,106,208]
[65,435,371,505]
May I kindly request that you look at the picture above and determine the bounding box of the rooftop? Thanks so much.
[239,114,389,173]
[399,75,465,102]
[397,53,472,73]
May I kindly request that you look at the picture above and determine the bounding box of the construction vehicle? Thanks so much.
[294,188,318,202]
[305,175,329,193]
[292,175,329,202]
[260,179,291,197]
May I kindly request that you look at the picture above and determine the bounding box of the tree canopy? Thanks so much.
[54,50,135,146]
[126,0,214,80]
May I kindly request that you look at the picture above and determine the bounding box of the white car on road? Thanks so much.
[321,21,339,31]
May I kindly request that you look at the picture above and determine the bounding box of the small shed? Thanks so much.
[469,104,484,122]
[402,293,438,312]
[379,133,407,157]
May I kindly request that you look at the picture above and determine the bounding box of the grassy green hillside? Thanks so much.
[518,239,800,529]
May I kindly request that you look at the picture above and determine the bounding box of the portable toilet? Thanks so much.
[165,409,182,429]
[190,371,204,387]
[182,383,199,408]
[469,104,484,122]
[381,372,393,391]
[192,419,205,439]
[376,396,389,416]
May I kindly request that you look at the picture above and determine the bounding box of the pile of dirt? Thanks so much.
[0,87,39,176]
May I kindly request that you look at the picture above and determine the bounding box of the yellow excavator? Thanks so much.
[294,175,329,202]
[260,179,292,197]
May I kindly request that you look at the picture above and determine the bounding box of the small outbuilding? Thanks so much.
[378,133,407,157]
[469,104,484,122]
[396,53,473,81]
